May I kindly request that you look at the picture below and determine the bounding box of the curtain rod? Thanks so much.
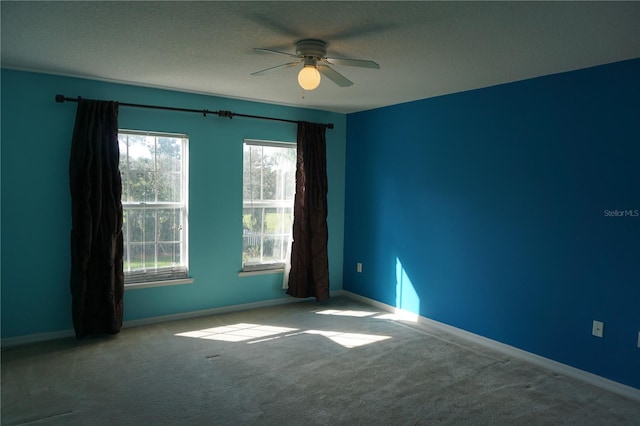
[55,95,334,130]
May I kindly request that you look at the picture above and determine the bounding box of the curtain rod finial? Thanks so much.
[55,94,65,103]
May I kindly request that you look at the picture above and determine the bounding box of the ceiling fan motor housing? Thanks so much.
[296,39,327,59]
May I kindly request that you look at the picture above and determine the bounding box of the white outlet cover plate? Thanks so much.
[592,320,604,338]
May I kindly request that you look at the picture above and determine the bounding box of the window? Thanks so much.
[242,139,296,272]
[118,130,189,285]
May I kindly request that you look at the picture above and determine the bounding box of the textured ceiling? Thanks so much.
[2,1,639,113]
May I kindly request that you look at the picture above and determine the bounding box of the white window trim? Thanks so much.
[119,129,190,287]
[238,269,284,278]
[241,139,295,274]
[125,277,194,290]
[244,139,295,149]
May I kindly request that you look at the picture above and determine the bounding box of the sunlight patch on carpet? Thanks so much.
[374,310,419,322]
[315,309,378,317]
[176,323,391,348]
[175,323,298,342]
[303,330,391,348]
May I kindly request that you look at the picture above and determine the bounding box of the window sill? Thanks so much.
[238,268,284,277]
[125,278,194,290]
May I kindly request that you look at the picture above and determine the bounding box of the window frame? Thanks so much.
[241,138,296,274]
[118,129,191,288]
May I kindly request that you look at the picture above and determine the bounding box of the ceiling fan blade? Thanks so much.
[254,48,300,59]
[324,57,380,69]
[317,64,353,87]
[322,23,400,43]
[251,61,301,76]
[245,13,304,40]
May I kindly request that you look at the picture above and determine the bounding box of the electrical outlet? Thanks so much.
[356,262,363,273]
[592,320,604,338]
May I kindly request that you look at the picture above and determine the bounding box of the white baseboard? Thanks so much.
[1,329,77,348]
[1,292,338,349]
[342,291,640,402]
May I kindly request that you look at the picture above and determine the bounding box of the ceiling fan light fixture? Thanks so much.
[298,64,321,91]
[253,38,376,90]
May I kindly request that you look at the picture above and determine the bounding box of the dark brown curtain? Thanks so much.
[287,121,330,302]
[69,100,124,338]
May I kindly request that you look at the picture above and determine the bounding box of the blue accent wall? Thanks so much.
[344,59,640,389]
[1,70,345,339]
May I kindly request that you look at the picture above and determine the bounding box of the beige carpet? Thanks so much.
[2,296,639,425]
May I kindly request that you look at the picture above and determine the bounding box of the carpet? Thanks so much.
[2,296,638,425]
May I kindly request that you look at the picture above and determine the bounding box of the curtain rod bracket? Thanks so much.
[217,110,234,119]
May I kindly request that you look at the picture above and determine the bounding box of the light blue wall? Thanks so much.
[1,69,345,338]
[344,59,640,389]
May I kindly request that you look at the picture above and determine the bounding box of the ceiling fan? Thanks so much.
[251,39,380,90]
